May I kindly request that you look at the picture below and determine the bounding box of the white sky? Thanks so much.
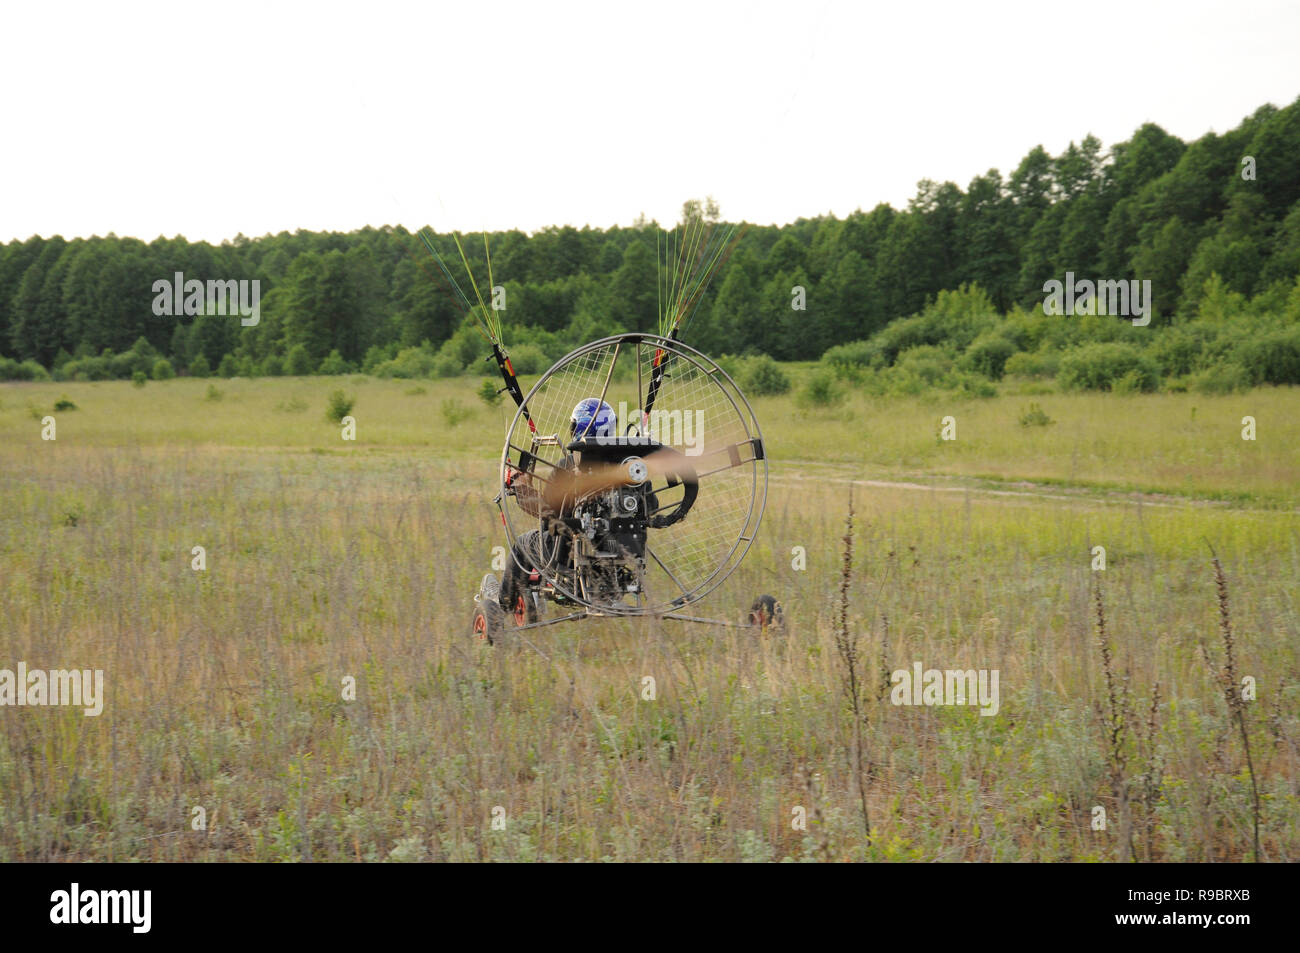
[2,0,1297,243]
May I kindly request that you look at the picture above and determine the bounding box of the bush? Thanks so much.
[1189,363,1251,394]
[821,338,881,378]
[284,344,314,376]
[0,357,50,381]
[506,343,549,375]
[188,354,211,378]
[1019,402,1054,427]
[1003,350,1060,379]
[362,344,396,374]
[432,353,463,378]
[317,349,352,375]
[894,345,953,386]
[260,354,284,377]
[132,370,147,388]
[478,379,503,406]
[797,370,844,408]
[440,398,472,427]
[1233,325,1300,385]
[62,354,112,381]
[109,345,153,378]
[1111,369,1148,395]
[1058,343,1159,392]
[949,371,998,398]
[216,354,237,378]
[151,358,175,381]
[962,333,1017,380]
[206,383,224,402]
[734,354,791,396]
[1148,325,1211,377]
[437,324,488,370]
[53,396,78,411]
[858,284,999,369]
[374,346,436,379]
[325,389,355,424]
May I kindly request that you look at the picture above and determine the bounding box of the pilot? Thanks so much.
[499,398,616,617]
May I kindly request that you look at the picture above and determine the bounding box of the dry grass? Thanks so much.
[0,377,1297,861]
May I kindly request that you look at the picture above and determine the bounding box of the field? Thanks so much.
[1,374,1298,861]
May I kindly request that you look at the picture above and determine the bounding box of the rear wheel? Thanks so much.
[472,574,505,645]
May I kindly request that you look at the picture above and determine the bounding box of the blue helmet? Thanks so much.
[570,398,617,438]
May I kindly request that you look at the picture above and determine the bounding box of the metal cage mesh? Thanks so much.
[500,334,765,615]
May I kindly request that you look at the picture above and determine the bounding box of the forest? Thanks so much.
[2,96,1298,394]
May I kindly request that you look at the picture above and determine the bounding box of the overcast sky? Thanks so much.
[2,0,1297,244]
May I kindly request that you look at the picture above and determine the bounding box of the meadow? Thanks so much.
[1,374,1297,861]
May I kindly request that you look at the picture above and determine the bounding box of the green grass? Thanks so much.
[1,376,1297,861]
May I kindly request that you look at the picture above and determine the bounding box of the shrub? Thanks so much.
[205,383,224,402]
[949,371,998,398]
[151,358,175,381]
[506,343,549,375]
[362,344,395,374]
[821,338,881,378]
[797,370,844,408]
[440,398,472,427]
[1058,342,1159,392]
[216,354,237,378]
[1233,325,1300,385]
[1112,369,1151,395]
[260,354,284,377]
[63,355,112,381]
[735,354,791,396]
[1003,350,1060,379]
[0,357,50,381]
[1019,402,1054,427]
[432,354,463,378]
[188,354,211,378]
[1189,363,1251,394]
[437,324,487,370]
[894,345,953,386]
[374,346,437,379]
[478,379,503,406]
[1148,325,1211,377]
[962,333,1017,380]
[109,345,153,378]
[325,389,354,424]
[132,370,147,388]
[317,349,352,375]
[53,396,78,411]
[284,344,314,376]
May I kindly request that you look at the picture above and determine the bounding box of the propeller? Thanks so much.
[540,446,697,514]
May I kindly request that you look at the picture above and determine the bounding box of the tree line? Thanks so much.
[2,96,1298,384]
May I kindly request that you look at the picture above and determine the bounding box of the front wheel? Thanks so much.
[511,590,541,627]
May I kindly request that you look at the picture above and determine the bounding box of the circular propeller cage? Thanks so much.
[499,333,767,616]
